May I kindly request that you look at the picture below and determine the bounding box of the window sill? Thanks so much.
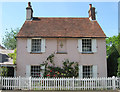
[56,52,67,54]
[81,52,94,54]
[30,52,43,54]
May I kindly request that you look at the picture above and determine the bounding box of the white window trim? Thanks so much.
[32,38,42,39]
[78,38,97,53]
[83,65,93,78]
[92,65,97,78]
[31,65,42,77]
[82,38,92,53]
[79,65,83,78]
[79,65,98,78]
[27,39,32,52]
[41,39,46,52]
[78,39,82,52]
[26,65,31,77]
[92,39,97,53]
[27,38,46,53]
[82,38,91,39]
[31,39,42,53]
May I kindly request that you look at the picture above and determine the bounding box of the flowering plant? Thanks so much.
[40,54,78,78]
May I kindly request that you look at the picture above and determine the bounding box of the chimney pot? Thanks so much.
[89,4,92,9]
[28,2,31,7]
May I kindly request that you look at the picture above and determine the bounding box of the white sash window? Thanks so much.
[27,38,46,53]
[78,38,97,53]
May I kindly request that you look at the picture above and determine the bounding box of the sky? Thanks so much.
[0,2,118,46]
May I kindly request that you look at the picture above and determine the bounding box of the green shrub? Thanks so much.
[41,54,78,78]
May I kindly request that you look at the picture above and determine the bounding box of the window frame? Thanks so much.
[83,65,93,78]
[82,38,92,53]
[31,38,42,53]
[31,65,41,77]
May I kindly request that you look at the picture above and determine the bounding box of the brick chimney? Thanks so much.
[26,2,33,20]
[88,4,96,20]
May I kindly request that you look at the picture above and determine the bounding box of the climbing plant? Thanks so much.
[0,66,8,77]
[40,54,79,78]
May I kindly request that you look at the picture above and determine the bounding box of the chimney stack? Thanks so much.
[88,4,96,20]
[26,2,33,20]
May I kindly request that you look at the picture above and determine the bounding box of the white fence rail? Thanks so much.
[1,76,120,90]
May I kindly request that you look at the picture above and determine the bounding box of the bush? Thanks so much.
[41,54,79,78]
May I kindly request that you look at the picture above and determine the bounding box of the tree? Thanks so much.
[107,45,119,77]
[106,34,120,77]
[8,48,17,64]
[0,66,8,77]
[2,28,19,50]
[106,35,119,57]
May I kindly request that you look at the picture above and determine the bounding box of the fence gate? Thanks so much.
[19,77,30,90]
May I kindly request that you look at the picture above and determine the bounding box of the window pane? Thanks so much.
[31,65,41,77]
[32,39,41,52]
[82,39,92,52]
[83,65,93,78]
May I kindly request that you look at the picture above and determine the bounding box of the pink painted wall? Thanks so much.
[16,38,107,77]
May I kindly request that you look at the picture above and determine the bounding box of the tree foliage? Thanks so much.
[0,66,8,77]
[107,45,119,77]
[106,35,119,56]
[106,34,120,77]
[8,48,17,64]
[2,28,19,50]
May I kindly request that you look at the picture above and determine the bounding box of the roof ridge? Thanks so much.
[33,17,89,19]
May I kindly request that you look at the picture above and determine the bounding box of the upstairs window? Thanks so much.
[27,38,46,53]
[82,39,92,52]
[78,38,97,53]
[32,39,41,53]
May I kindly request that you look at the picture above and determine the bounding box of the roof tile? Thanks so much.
[17,17,106,38]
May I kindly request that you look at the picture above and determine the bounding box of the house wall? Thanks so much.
[16,38,107,77]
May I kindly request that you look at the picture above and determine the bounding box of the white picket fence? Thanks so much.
[1,76,120,90]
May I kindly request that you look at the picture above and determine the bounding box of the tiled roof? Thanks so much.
[17,17,106,38]
[0,49,14,65]
[0,45,5,49]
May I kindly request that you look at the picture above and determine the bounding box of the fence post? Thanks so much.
[112,76,116,90]
[73,76,74,90]
[29,76,31,90]
[0,76,2,90]
[19,76,21,90]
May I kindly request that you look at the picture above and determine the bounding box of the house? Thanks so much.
[16,2,107,78]
[0,44,15,77]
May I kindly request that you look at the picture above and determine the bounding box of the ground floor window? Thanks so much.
[83,65,93,78]
[31,65,41,77]
[79,65,97,78]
